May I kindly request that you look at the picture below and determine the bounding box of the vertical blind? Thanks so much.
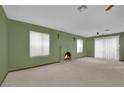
[77,39,83,53]
[95,36,119,60]
[30,31,50,57]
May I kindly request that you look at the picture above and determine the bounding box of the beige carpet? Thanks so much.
[2,57,124,87]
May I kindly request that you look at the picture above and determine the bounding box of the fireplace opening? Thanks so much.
[64,52,72,60]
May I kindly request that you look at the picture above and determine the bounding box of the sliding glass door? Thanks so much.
[95,36,119,60]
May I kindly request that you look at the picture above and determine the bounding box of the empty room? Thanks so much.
[0,5,124,87]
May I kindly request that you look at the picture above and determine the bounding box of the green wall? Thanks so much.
[86,32,124,60]
[86,38,94,57]
[8,19,87,71]
[0,6,8,84]
[119,33,124,60]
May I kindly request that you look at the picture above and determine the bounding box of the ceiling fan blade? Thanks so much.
[105,5,114,11]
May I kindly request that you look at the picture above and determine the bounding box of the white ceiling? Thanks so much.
[3,5,124,37]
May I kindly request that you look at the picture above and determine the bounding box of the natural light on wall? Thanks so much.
[77,39,83,53]
[30,31,50,57]
[95,36,119,60]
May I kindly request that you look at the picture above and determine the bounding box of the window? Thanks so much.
[95,36,119,60]
[30,31,50,57]
[77,39,83,53]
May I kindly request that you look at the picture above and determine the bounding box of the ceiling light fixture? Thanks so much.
[77,5,88,12]
[105,29,110,31]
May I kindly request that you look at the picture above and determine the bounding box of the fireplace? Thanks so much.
[64,52,72,60]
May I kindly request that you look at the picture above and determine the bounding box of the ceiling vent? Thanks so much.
[77,5,88,12]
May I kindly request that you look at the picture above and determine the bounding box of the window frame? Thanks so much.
[77,39,83,54]
[29,31,50,58]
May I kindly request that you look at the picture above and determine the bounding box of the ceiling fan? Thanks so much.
[77,5,114,12]
[105,5,114,11]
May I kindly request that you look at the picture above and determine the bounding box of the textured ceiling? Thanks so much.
[3,5,124,37]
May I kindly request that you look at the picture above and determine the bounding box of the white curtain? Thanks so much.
[95,36,119,60]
